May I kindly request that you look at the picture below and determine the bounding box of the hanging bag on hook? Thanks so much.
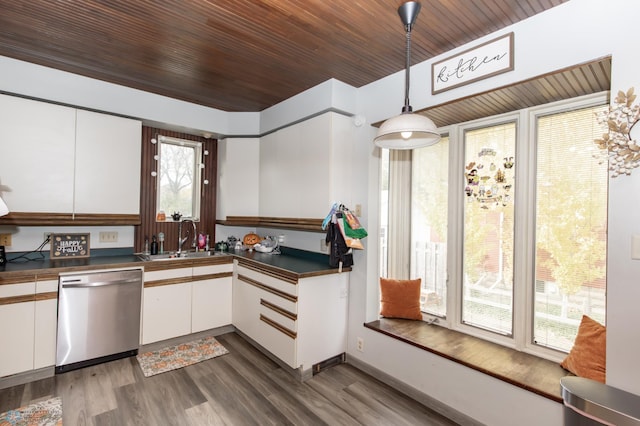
[326,216,353,268]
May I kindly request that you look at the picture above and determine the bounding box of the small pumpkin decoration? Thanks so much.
[243,233,261,246]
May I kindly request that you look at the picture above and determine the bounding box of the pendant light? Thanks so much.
[374,1,440,150]
[0,196,8,217]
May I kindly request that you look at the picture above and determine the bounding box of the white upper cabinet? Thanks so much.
[259,112,353,219]
[216,138,260,219]
[0,94,76,213]
[0,94,141,216]
[74,110,141,214]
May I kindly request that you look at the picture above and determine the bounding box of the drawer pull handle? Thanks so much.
[261,299,297,321]
[260,314,297,339]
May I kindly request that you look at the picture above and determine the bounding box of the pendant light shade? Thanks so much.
[374,1,441,150]
[0,197,8,217]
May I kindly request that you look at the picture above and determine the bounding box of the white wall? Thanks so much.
[1,0,639,424]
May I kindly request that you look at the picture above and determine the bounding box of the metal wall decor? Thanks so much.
[464,148,514,209]
[594,87,640,177]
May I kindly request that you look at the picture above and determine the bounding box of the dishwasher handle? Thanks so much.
[60,277,141,288]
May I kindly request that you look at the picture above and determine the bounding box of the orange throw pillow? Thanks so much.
[560,315,606,383]
[379,278,423,320]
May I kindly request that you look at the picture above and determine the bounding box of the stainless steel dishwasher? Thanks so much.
[56,268,143,373]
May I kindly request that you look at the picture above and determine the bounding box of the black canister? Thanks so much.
[0,245,6,267]
[150,236,159,255]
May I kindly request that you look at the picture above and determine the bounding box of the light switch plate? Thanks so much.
[0,233,11,246]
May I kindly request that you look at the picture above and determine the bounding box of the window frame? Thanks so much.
[384,92,609,362]
[156,135,203,222]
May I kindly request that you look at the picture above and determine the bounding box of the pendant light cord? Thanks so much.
[403,28,413,113]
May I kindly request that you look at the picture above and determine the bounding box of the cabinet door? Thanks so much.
[142,283,191,344]
[296,113,331,218]
[34,299,57,369]
[34,280,59,369]
[0,282,36,377]
[192,276,232,332]
[74,109,142,214]
[0,94,76,213]
[0,301,35,377]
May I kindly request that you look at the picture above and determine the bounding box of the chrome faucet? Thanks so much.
[177,219,197,255]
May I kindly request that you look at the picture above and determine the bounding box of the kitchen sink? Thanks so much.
[137,251,230,261]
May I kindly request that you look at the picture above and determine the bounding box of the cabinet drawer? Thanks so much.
[193,263,233,276]
[256,314,297,368]
[259,298,297,332]
[237,273,297,310]
[144,267,192,282]
[236,264,297,297]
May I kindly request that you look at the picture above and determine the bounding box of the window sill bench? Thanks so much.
[364,318,571,403]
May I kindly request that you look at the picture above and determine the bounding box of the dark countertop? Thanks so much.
[231,247,350,277]
[0,246,348,282]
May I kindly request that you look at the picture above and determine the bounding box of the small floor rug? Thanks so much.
[0,397,62,426]
[136,336,229,377]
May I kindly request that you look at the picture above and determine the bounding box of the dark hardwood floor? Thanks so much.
[0,332,458,425]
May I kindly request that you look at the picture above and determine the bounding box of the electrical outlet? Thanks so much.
[0,233,11,246]
[99,231,119,243]
[354,204,362,217]
[356,337,364,352]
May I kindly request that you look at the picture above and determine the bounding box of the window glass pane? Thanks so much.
[157,138,202,220]
[462,123,516,335]
[534,105,608,352]
[412,137,449,317]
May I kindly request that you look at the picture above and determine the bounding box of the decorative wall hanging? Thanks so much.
[594,87,640,177]
[50,233,90,259]
[464,148,514,209]
[432,32,514,95]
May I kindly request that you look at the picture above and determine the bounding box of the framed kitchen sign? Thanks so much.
[51,233,90,259]
[432,32,514,95]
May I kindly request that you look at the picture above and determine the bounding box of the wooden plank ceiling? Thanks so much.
[0,0,569,112]
[419,57,612,128]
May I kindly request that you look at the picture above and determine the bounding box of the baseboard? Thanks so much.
[346,354,483,426]
[0,366,54,390]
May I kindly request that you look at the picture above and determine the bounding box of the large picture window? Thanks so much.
[382,94,608,359]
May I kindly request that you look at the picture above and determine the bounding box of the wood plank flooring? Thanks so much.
[0,332,458,425]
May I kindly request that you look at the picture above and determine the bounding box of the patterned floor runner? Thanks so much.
[136,336,229,377]
[0,397,62,426]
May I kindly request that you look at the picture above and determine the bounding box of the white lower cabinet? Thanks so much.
[142,282,192,345]
[142,268,193,345]
[192,264,233,333]
[141,262,234,345]
[232,260,349,374]
[0,285,35,377]
[33,279,59,369]
[0,278,61,378]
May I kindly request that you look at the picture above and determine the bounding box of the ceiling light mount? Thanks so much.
[374,1,440,150]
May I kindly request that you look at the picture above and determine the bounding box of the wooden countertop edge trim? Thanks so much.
[364,319,567,404]
[237,259,298,284]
